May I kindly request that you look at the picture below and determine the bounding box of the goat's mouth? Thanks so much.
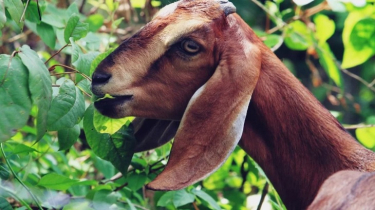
[94,95,133,117]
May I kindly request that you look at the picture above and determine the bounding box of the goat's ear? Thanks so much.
[147,38,261,190]
[132,118,179,152]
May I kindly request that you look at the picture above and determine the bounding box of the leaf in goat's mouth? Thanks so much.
[95,93,115,101]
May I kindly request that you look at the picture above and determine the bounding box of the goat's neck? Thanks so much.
[239,48,375,210]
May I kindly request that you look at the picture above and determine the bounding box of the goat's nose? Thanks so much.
[92,72,111,85]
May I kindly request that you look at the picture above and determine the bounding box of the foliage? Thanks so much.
[0,0,375,209]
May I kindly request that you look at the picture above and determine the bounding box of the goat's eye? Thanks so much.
[181,40,200,55]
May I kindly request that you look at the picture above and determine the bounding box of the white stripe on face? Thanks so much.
[160,19,209,46]
[153,1,179,19]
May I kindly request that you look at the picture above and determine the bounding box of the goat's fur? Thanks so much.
[91,1,375,209]
[308,170,375,210]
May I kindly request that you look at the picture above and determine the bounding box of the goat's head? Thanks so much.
[91,0,262,190]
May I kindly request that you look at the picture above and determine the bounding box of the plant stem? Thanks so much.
[49,64,92,81]
[20,0,31,22]
[44,44,70,64]
[257,182,269,210]
[0,185,33,210]
[0,143,43,210]
[344,124,375,130]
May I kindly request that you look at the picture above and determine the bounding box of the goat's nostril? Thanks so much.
[92,72,111,85]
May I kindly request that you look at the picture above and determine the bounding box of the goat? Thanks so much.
[91,0,375,209]
[308,170,375,210]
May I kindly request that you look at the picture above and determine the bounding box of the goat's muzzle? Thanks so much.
[94,95,133,118]
[91,71,112,96]
[92,72,111,85]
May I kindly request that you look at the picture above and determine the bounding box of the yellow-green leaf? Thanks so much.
[356,127,375,149]
[316,43,343,88]
[284,20,313,51]
[342,5,375,68]
[93,109,134,134]
[314,14,335,45]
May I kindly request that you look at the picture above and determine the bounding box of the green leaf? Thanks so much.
[94,109,133,134]
[93,155,116,179]
[64,15,89,43]
[130,0,161,8]
[73,51,100,83]
[37,22,56,49]
[0,55,32,142]
[284,20,313,51]
[47,78,85,131]
[349,18,375,51]
[157,189,195,208]
[6,142,38,154]
[314,14,335,45]
[92,190,121,210]
[342,6,375,68]
[66,2,79,17]
[0,164,10,180]
[157,191,175,207]
[77,79,92,96]
[192,189,221,210]
[63,201,94,210]
[125,198,137,210]
[106,0,114,11]
[0,0,6,30]
[127,172,147,191]
[25,1,41,23]
[130,0,145,8]
[89,48,115,76]
[4,0,24,29]
[42,14,65,28]
[38,173,79,190]
[112,17,123,29]
[81,32,101,51]
[86,14,104,32]
[356,127,375,149]
[57,124,80,151]
[316,43,343,88]
[70,37,82,63]
[83,105,136,175]
[18,45,52,140]
[263,34,282,49]
[0,197,12,210]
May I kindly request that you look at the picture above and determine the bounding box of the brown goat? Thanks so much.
[308,170,375,210]
[91,0,375,209]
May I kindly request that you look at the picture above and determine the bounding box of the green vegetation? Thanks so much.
[1,0,375,209]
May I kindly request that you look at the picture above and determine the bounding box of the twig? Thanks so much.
[6,30,32,43]
[250,0,286,27]
[77,85,92,98]
[302,1,330,18]
[79,0,86,13]
[44,44,70,64]
[344,124,375,130]
[250,0,281,24]
[132,204,150,210]
[192,201,200,210]
[257,182,269,210]
[114,182,128,191]
[340,68,375,92]
[1,143,43,210]
[49,64,92,82]
[315,44,375,93]
[271,36,284,52]
[20,0,31,23]
[368,79,375,88]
